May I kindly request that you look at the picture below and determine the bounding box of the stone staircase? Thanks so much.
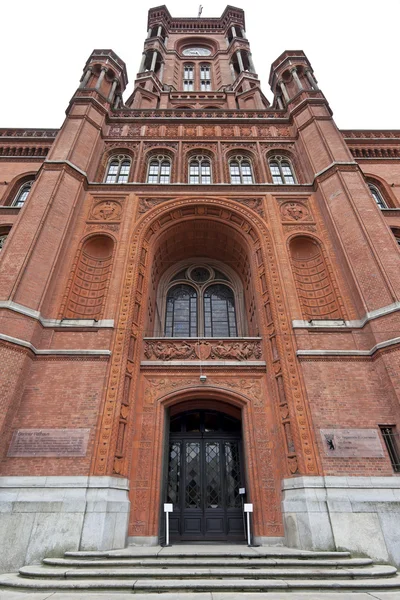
[0,545,400,593]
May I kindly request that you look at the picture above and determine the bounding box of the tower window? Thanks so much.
[189,155,212,184]
[200,65,212,91]
[147,155,171,184]
[105,155,131,183]
[380,426,400,472]
[12,181,33,207]
[368,184,387,209]
[229,156,254,184]
[269,156,296,184]
[183,65,194,91]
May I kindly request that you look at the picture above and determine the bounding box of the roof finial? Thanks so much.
[198,5,203,17]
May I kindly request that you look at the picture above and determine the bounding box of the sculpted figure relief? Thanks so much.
[144,339,262,361]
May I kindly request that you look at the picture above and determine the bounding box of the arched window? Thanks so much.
[200,64,211,91]
[163,265,238,337]
[204,284,237,337]
[147,155,171,184]
[0,233,8,251]
[12,181,33,207]
[183,64,194,91]
[189,155,212,184]
[105,155,131,183]
[229,156,254,184]
[269,156,296,184]
[368,184,386,209]
[165,284,198,337]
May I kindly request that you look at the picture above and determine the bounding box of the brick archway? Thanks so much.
[91,196,320,542]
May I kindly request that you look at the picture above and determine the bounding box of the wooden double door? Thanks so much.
[166,410,245,541]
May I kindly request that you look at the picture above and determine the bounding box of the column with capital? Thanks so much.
[139,52,147,72]
[157,25,162,37]
[304,68,319,90]
[291,67,303,92]
[95,67,107,91]
[159,62,164,83]
[108,79,118,103]
[79,68,92,89]
[150,51,158,72]
[236,50,244,73]
[231,25,237,38]
[248,53,256,73]
[279,81,290,104]
[277,96,284,110]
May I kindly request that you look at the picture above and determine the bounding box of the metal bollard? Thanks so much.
[164,503,173,546]
[244,503,253,546]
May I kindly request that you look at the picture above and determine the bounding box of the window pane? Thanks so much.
[165,284,197,337]
[204,284,237,337]
[281,162,295,184]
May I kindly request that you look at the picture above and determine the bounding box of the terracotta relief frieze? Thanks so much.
[143,376,263,405]
[105,123,293,139]
[143,339,263,362]
[138,198,173,213]
[85,223,120,233]
[283,224,316,233]
[113,109,286,120]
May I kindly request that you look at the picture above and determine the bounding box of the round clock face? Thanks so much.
[182,47,211,57]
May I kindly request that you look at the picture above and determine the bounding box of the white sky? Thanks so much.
[2,0,400,130]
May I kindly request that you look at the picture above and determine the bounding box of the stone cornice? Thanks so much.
[0,300,114,329]
[296,336,400,359]
[0,333,111,356]
[293,301,400,330]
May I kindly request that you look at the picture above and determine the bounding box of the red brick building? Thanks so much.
[1,5,400,572]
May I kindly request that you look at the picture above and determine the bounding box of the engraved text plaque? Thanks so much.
[7,429,90,457]
[320,429,384,458]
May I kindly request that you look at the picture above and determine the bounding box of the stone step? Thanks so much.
[64,549,353,559]
[42,556,374,568]
[18,564,397,579]
[1,573,400,591]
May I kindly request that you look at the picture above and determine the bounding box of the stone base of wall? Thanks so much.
[0,476,130,573]
[282,476,400,567]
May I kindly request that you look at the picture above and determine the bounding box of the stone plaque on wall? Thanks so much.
[7,429,90,457]
[320,429,384,457]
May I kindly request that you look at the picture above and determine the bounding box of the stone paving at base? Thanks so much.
[2,591,400,600]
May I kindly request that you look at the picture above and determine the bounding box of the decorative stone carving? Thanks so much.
[138,198,172,213]
[90,200,122,221]
[143,339,262,361]
[280,201,310,222]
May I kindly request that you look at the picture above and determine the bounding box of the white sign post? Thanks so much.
[164,503,173,546]
[244,503,253,546]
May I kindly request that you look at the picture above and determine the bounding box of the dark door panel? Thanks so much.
[166,410,245,541]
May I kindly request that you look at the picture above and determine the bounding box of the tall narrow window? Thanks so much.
[189,155,212,184]
[229,156,254,184]
[200,65,211,91]
[147,155,171,184]
[368,184,386,209]
[269,156,296,184]
[380,426,400,472]
[183,64,194,91]
[12,181,33,207]
[204,284,237,337]
[165,284,198,337]
[105,155,131,183]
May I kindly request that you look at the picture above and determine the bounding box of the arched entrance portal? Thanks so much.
[166,406,245,541]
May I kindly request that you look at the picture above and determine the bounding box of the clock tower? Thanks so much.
[127,5,269,110]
